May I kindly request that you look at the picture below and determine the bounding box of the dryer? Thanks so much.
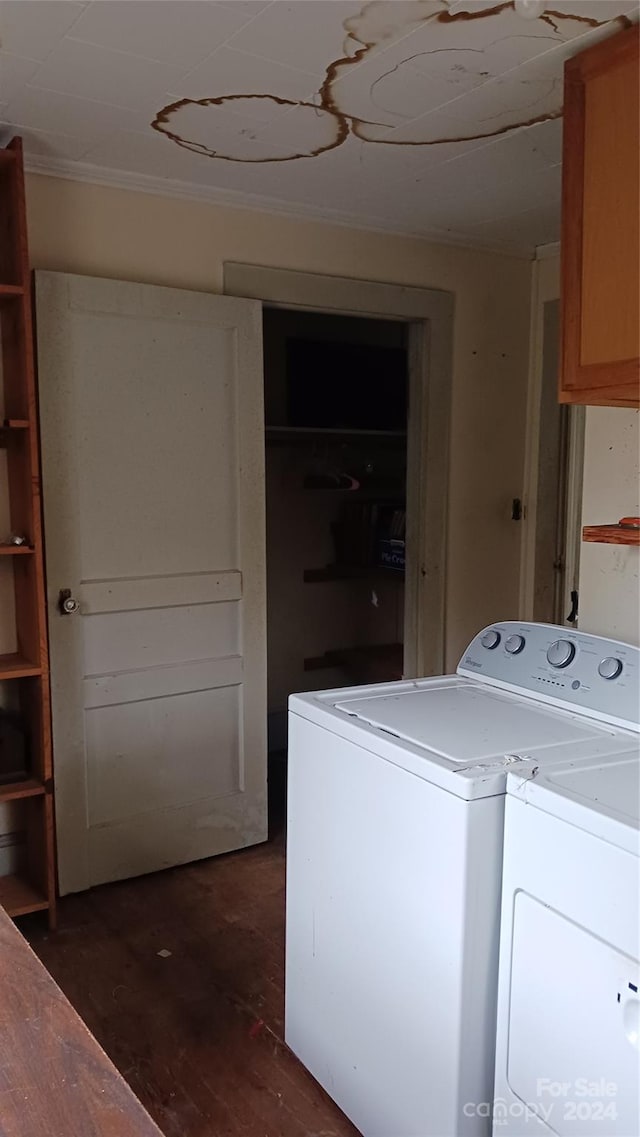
[492,749,639,1136]
[285,622,639,1137]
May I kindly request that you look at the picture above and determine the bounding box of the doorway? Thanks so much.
[223,263,454,833]
[263,308,409,827]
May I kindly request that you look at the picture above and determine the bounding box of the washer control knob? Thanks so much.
[505,634,525,655]
[547,639,576,669]
[598,656,623,680]
[481,630,501,650]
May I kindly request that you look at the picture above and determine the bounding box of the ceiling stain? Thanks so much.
[151,0,633,163]
[152,94,347,162]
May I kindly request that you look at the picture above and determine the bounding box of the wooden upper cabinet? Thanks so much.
[560,25,639,406]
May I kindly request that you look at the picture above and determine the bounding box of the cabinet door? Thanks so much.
[560,26,639,407]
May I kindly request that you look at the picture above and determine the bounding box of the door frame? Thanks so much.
[224,263,454,678]
[519,248,585,624]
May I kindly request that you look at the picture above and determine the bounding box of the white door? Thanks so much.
[35,272,267,895]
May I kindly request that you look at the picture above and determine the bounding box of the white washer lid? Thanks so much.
[290,677,634,800]
[333,683,612,763]
[506,749,640,854]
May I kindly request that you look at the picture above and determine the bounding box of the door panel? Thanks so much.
[85,685,241,823]
[36,272,267,894]
[82,602,239,674]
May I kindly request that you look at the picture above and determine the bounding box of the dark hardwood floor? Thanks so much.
[23,802,359,1137]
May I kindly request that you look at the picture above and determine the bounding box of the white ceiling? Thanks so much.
[1,0,637,253]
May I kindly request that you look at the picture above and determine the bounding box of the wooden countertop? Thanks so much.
[0,905,164,1137]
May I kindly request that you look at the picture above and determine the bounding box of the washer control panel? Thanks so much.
[459,621,640,730]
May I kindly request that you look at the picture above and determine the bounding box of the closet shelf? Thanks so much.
[266,426,407,446]
[304,565,404,583]
[582,524,640,545]
[304,642,403,675]
[0,545,34,556]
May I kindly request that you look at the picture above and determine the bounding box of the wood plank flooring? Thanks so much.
[0,904,162,1137]
[23,834,359,1137]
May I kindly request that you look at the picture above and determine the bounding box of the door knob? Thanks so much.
[58,589,79,615]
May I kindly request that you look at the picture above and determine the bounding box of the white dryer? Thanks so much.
[492,749,639,1136]
[285,622,639,1137]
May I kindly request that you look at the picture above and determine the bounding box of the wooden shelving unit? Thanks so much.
[583,525,640,545]
[0,137,56,927]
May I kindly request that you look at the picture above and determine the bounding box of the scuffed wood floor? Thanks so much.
[24,835,359,1137]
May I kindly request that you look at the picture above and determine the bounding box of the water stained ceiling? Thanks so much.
[0,0,638,253]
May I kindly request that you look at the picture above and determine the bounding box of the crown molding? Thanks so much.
[23,153,532,260]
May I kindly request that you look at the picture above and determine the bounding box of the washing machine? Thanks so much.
[492,747,639,1136]
[285,622,639,1137]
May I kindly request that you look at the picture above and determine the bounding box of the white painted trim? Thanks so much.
[563,405,585,623]
[519,258,547,618]
[519,255,584,623]
[23,153,532,260]
[535,241,561,260]
[224,263,454,678]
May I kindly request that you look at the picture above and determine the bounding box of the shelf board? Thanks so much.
[266,426,407,447]
[582,524,640,545]
[304,564,404,583]
[0,873,48,918]
[304,642,403,673]
[0,778,46,803]
[0,545,34,555]
[0,283,24,301]
[0,421,31,449]
[0,654,42,680]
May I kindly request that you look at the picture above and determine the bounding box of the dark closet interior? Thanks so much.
[263,307,409,824]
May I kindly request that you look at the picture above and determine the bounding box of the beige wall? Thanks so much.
[25,173,532,670]
[579,408,640,644]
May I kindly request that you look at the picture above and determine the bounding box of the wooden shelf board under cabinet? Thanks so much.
[0,873,49,918]
[583,524,640,545]
[0,545,34,555]
[0,778,46,803]
[0,653,42,680]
